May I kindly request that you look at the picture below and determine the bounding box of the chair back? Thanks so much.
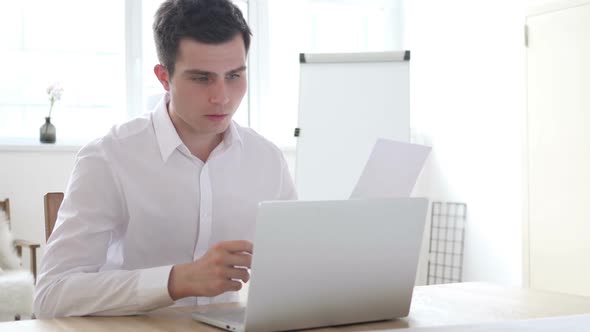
[44,193,64,241]
[1,197,42,281]
[0,198,11,226]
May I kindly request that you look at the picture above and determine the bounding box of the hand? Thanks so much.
[167,240,253,300]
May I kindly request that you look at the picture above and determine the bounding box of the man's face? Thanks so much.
[164,35,247,137]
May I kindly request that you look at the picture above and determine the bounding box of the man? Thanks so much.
[34,0,296,318]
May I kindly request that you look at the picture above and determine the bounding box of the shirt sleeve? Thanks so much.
[33,140,175,319]
[278,153,298,200]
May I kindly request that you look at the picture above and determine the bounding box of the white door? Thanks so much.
[526,0,590,296]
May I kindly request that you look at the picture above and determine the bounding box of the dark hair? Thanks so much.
[153,0,252,77]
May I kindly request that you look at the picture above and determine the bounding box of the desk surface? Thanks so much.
[2,282,590,331]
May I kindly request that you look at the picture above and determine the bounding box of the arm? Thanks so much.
[33,143,174,318]
[34,142,254,318]
[278,154,298,200]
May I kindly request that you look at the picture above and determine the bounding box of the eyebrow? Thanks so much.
[182,65,247,77]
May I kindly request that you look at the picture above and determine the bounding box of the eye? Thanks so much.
[191,75,209,83]
[227,73,241,80]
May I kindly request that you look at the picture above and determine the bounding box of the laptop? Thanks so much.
[192,198,428,332]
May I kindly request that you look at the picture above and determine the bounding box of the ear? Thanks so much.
[154,64,171,91]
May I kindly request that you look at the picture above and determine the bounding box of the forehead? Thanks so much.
[175,35,247,73]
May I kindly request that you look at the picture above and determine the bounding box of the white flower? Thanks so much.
[46,82,64,118]
[47,83,64,102]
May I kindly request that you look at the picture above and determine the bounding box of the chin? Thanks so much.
[208,120,231,135]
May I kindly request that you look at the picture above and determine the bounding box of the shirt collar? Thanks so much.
[152,93,243,162]
[223,119,243,150]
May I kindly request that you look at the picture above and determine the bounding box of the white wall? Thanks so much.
[407,0,528,286]
[0,148,77,272]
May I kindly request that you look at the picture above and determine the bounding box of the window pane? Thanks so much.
[142,0,166,111]
[0,0,125,142]
[303,0,403,52]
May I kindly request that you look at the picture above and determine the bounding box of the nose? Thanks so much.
[209,80,230,105]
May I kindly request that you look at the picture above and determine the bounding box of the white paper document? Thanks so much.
[395,314,590,331]
[349,138,431,199]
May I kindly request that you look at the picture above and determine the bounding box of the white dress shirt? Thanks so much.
[33,94,297,318]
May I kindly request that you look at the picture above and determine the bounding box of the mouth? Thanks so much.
[205,114,229,122]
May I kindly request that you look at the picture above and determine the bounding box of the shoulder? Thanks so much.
[77,113,154,159]
[105,112,154,148]
[235,123,285,160]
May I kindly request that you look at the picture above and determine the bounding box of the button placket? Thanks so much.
[193,164,213,261]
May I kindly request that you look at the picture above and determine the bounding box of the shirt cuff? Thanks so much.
[137,265,175,309]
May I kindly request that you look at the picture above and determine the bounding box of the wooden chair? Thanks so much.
[0,198,41,282]
[43,193,64,241]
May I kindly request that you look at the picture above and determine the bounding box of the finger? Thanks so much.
[215,240,253,254]
[223,279,243,292]
[226,267,250,283]
[225,252,252,268]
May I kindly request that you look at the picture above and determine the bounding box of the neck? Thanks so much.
[184,133,223,162]
[167,105,224,162]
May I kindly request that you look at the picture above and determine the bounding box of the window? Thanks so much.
[0,0,403,147]
[0,0,247,143]
[0,0,126,142]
